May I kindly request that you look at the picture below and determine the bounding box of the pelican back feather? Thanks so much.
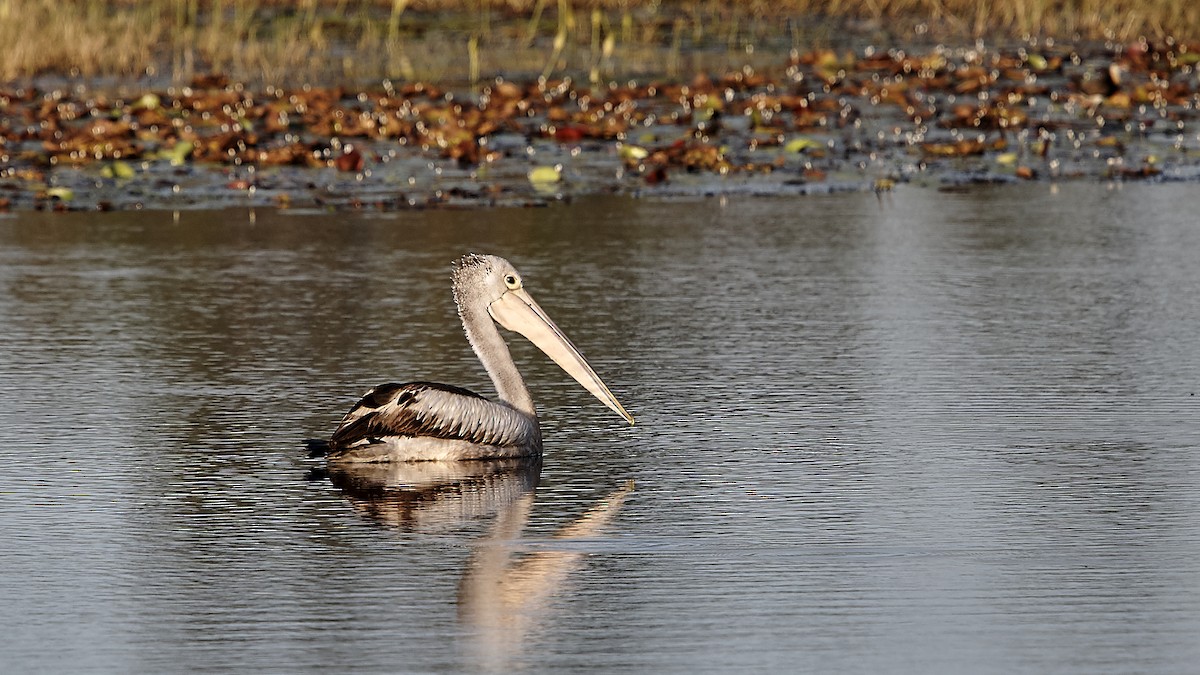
[327,382,540,458]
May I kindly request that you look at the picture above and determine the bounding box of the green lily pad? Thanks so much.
[618,144,649,161]
[101,161,136,179]
[527,165,562,184]
[784,137,821,153]
[163,141,194,166]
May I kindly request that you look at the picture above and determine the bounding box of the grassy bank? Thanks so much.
[1,0,1199,83]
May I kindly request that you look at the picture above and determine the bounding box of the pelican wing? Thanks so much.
[329,382,537,450]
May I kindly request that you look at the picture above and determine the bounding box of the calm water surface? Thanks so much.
[2,184,1199,673]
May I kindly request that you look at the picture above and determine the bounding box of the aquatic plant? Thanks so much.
[0,34,1194,212]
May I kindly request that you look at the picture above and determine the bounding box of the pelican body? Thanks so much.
[319,254,633,462]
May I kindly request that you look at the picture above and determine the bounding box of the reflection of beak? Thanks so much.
[459,480,635,668]
[488,288,634,425]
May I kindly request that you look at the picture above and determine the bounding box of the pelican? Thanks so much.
[313,254,634,462]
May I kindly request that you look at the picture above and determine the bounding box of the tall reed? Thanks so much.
[1,1,1198,84]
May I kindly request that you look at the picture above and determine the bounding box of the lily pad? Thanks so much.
[783,137,821,153]
[132,93,161,111]
[162,141,194,166]
[618,144,649,161]
[101,161,136,179]
[527,165,562,184]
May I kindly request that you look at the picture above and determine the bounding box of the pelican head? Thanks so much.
[453,254,634,425]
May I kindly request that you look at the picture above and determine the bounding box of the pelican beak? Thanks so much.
[488,288,635,425]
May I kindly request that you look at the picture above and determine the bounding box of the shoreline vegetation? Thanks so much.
[1,2,1199,211]
[2,1,1200,83]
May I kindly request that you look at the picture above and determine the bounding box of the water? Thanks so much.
[2,184,1199,673]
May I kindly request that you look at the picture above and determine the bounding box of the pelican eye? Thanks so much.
[504,274,520,289]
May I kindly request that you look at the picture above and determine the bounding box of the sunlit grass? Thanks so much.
[1,0,1199,83]
[0,0,160,79]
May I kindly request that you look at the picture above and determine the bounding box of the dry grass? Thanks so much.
[0,1,160,79]
[2,0,1199,83]
[853,0,1200,40]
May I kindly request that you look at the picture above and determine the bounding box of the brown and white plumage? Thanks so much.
[317,254,633,463]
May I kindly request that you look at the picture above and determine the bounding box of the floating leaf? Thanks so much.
[1026,54,1049,71]
[1115,165,1161,179]
[784,137,821,153]
[618,144,649,161]
[995,152,1019,166]
[163,141,194,166]
[527,165,562,184]
[101,161,136,179]
[552,125,586,142]
[921,139,990,157]
[335,146,365,172]
[1105,92,1132,108]
[44,187,73,201]
[132,93,161,111]
[644,165,668,185]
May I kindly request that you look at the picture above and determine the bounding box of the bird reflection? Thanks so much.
[316,458,542,533]
[314,459,633,671]
[458,480,634,670]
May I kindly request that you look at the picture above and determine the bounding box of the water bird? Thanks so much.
[311,254,633,462]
